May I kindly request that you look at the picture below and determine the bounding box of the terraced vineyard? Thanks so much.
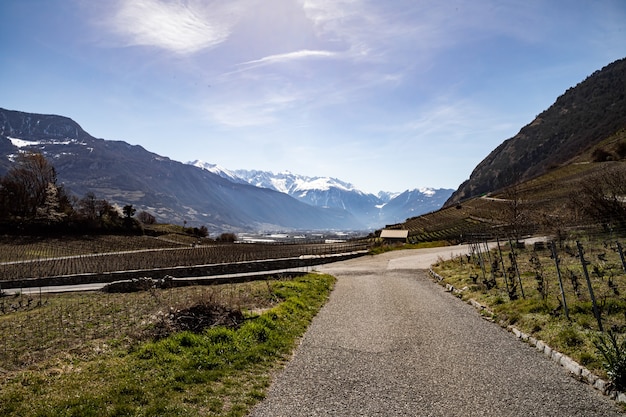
[385,197,511,243]
[387,156,626,244]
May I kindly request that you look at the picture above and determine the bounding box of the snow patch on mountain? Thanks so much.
[418,187,436,197]
[189,160,244,184]
[9,137,41,147]
[8,137,84,148]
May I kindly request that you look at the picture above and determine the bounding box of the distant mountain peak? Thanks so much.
[187,163,453,228]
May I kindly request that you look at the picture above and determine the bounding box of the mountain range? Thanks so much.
[7,53,621,235]
[0,108,450,232]
[189,161,453,229]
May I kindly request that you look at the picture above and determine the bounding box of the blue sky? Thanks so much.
[2,1,625,194]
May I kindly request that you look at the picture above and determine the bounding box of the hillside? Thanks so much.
[446,57,626,206]
[388,58,626,243]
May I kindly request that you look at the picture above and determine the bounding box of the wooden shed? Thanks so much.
[380,229,409,243]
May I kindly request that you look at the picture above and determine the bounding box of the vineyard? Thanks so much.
[0,231,372,372]
[0,233,369,370]
[0,275,298,372]
[0,235,369,283]
[431,229,626,379]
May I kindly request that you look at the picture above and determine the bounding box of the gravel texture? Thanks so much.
[249,248,624,416]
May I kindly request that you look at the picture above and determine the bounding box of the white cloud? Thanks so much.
[239,49,338,67]
[105,0,245,54]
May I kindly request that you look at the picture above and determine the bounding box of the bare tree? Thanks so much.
[0,152,58,218]
[500,184,531,241]
[572,164,626,230]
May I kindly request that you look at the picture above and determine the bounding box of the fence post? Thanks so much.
[470,241,478,265]
[473,240,488,287]
[483,238,492,264]
[617,241,626,273]
[496,236,511,296]
[508,238,525,299]
[576,240,603,332]
[551,241,569,320]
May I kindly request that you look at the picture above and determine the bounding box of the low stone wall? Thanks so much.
[1,250,368,290]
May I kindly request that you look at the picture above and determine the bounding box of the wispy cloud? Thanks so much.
[368,98,518,149]
[104,0,245,54]
[239,49,338,67]
[205,91,302,128]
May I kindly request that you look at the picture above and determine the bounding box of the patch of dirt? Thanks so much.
[152,302,245,338]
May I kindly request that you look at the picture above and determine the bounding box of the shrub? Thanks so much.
[592,147,612,162]
[217,232,237,242]
[594,331,626,391]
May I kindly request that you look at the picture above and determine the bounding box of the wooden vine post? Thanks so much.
[508,238,525,299]
[576,241,603,332]
[617,241,626,273]
[550,241,569,320]
[496,236,511,297]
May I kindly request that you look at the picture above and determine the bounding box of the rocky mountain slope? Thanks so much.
[0,108,362,232]
[446,57,626,206]
[190,161,453,228]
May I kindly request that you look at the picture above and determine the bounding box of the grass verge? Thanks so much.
[0,273,335,417]
[430,239,626,380]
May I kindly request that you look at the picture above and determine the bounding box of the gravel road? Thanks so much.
[249,246,624,416]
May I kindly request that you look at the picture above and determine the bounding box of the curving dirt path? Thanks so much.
[249,246,623,416]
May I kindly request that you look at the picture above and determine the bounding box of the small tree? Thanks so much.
[35,183,66,223]
[76,192,102,229]
[123,204,136,219]
[197,225,208,238]
[500,184,531,241]
[75,193,123,230]
[122,204,138,230]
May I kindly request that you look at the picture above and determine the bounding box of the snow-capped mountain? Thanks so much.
[190,161,453,228]
[0,108,365,232]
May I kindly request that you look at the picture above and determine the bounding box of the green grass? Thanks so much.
[0,273,336,417]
